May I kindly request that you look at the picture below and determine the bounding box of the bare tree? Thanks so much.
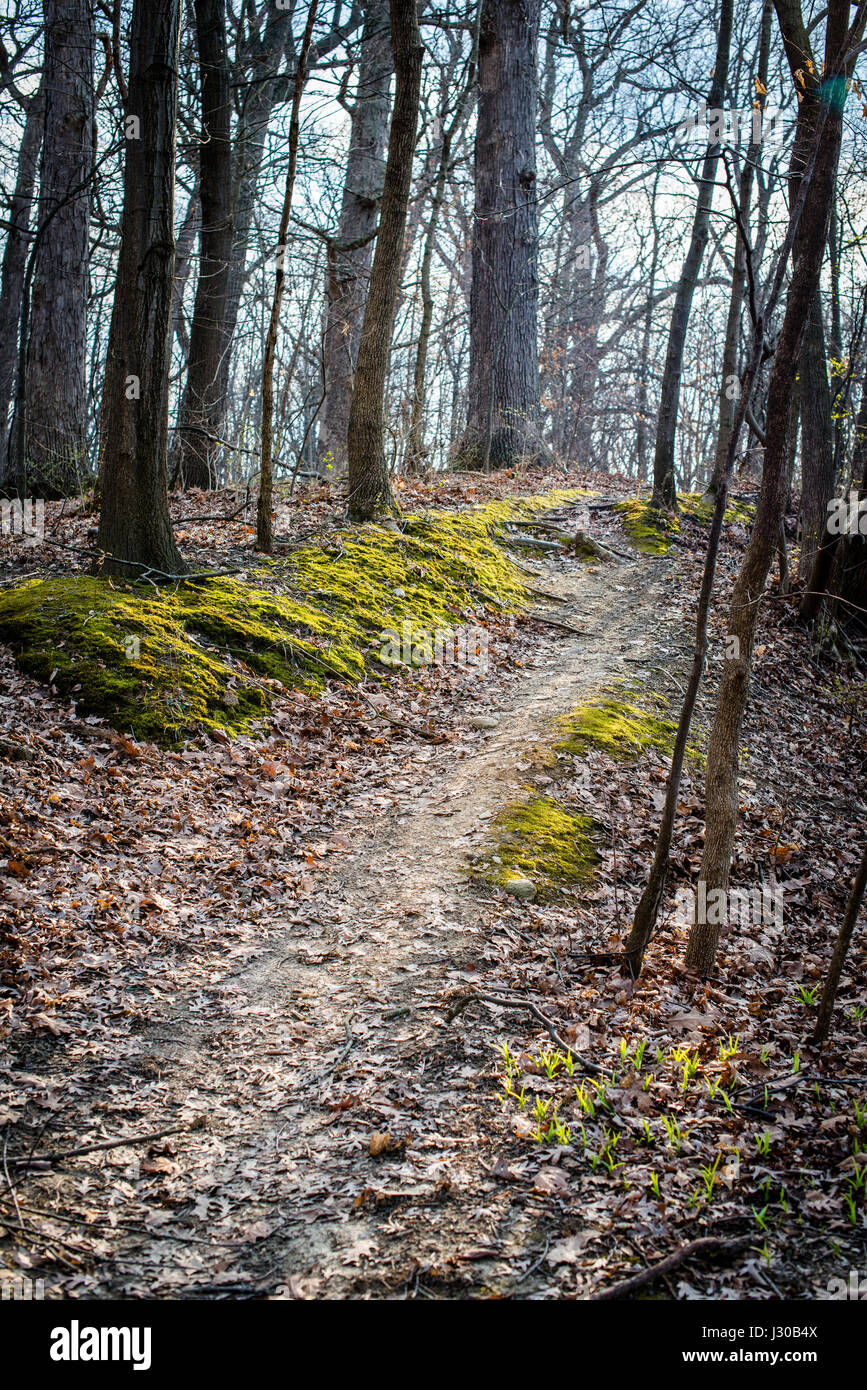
[346,0,423,522]
[0,82,42,473]
[174,0,234,490]
[15,0,94,498]
[318,0,392,475]
[684,0,867,978]
[96,0,185,578]
[452,0,547,471]
[650,0,734,509]
[257,0,319,552]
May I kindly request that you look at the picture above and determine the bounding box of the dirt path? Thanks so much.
[6,549,686,1299]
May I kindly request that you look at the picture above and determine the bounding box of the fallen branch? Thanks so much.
[507,533,565,552]
[8,1125,188,1170]
[574,529,636,563]
[525,612,597,637]
[445,992,601,1074]
[357,690,444,743]
[592,1235,752,1300]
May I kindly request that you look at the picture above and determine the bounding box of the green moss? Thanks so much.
[0,489,589,744]
[616,494,754,554]
[615,500,677,554]
[679,492,755,526]
[558,695,678,760]
[556,686,704,767]
[481,795,599,902]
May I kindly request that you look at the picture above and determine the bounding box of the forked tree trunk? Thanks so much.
[624,0,862,978]
[17,0,94,498]
[346,0,423,522]
[174,0,234,490]
[452,0,548,471]
[257,0,319,553]
[96,0,185,579]
[318,0,392,475]
[684,0,860,978]
[650,0,734,510]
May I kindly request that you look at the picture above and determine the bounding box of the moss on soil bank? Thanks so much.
[484,795,599,902]
[477,684,702,902]
[615,493,754,554]
[0,490,587,744]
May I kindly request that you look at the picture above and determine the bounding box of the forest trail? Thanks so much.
[10,547,686,1299]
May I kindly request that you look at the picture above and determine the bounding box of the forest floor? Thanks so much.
[1,470,865,1300]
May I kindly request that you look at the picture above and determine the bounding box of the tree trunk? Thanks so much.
[214,7,361,475]
[705,0,772,503]
[797,289,835,575]
[405,118,453,476]
[635,176,662,485]
[650,0,734,509]
[0,87,43,476]
[684,0,858,978]
[813,841,867,1045]
[174,0,235,490]
[257,0,319,553]
[16,0,94,498]
[452,0,548,471]
[318,0,392,476]
[95,0,185,579]
[346,0,423,522]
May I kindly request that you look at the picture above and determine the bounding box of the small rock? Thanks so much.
[468,714,499,729]
[503,875,536,902]
[222,689,239,708]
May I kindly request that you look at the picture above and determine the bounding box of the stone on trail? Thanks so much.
[468,714,500,729]
[502,874,536,901]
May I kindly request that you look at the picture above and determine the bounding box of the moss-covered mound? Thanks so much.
[615,499,676,554]
[484,795,599,902]
[557,694,678,760]
[616,493,754,554]
[0,490,586,743]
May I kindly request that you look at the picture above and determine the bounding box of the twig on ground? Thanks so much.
[2,1127,25,1228]
[445,991,601,1074]
[592,1235,752,1300]
[525,612,598,636]
[8,1125,189,1170]
[330,1012,356,1072]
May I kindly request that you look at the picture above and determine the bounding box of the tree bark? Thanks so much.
[684,0,860,978]
[797,288,835,576]
[95,0,186,579]
[0,86,43,476]
[318,0,392,476]
[346,0,423,522]
[257,0,319,553]
[174,0,235,491]
[16,0,94,498]
[813,841,867,1045]
[452,0,548,471]
[650,0,734,509]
